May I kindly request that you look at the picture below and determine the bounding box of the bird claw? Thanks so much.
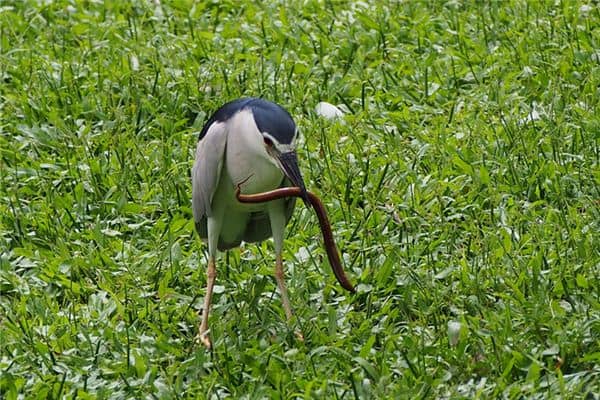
[195,331,212,349]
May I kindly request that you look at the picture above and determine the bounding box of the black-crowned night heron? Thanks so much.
[192,97,308,348]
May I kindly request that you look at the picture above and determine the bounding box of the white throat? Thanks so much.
[225,109,284,193]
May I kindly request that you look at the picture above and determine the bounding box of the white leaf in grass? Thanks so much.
[295,247,310,263]
[101,228,121,237]
[315,102,344,120]
[213,285,225,294]
[130,54,139,71]
[448,320,462,346]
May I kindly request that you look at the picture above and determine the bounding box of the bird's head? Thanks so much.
[250,100,309,204]
[261,133,308,202]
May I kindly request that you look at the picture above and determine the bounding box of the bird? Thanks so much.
[191,97,308,348]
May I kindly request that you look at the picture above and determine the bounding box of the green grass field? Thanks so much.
[1,1,599,398]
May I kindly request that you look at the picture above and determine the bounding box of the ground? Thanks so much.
[1,1,599,398]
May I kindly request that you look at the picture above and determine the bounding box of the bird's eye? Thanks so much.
[263,137,273,147]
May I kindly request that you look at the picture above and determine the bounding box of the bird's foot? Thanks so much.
[195,330,212,349]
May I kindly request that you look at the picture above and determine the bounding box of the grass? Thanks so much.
[1,0,599,398]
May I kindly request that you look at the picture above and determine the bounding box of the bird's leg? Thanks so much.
[275,253,293,321]
[268,201,303,341]
[197,256,216,348]
[275,253,304,341]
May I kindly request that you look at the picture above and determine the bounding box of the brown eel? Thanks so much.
[235,185,356,293]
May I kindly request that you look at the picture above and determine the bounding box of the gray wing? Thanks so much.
[192,121,227,237]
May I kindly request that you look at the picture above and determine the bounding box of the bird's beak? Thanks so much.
[278,151,310,205]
